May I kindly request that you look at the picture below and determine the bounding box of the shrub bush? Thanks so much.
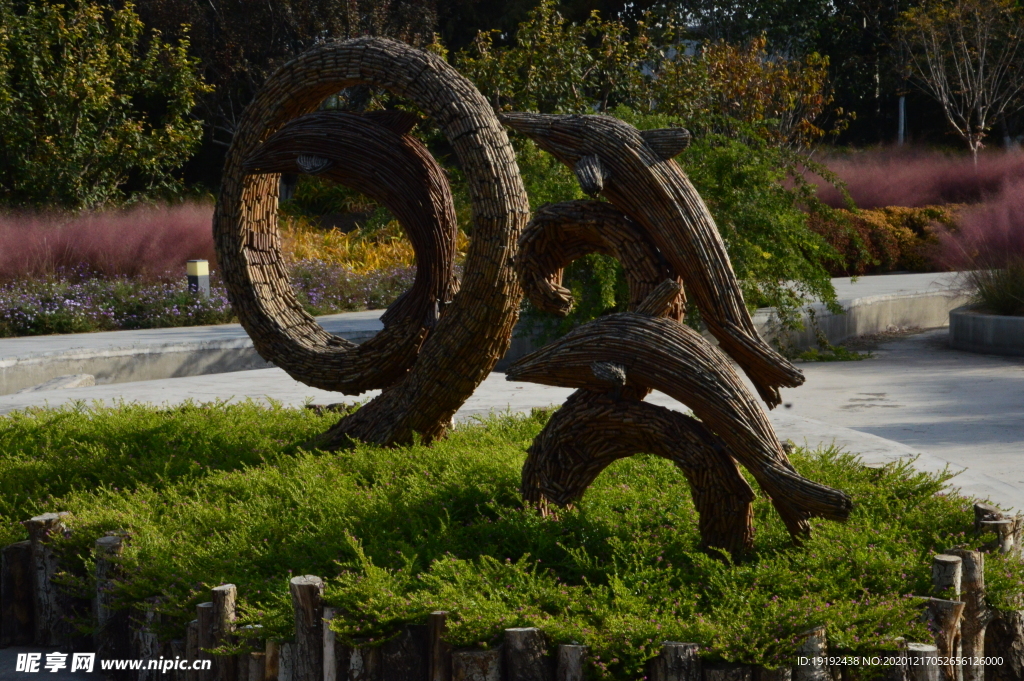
[0,405,1007,679]
[808,205,960,276]
[0,0,207,210]
[934,177,1024,271]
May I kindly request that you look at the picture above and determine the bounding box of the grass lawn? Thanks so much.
[0,402,1017,680]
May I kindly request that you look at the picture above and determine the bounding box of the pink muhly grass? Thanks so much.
[811,147,1024,209]
[934,176,1024,270]
[0,202,217,282]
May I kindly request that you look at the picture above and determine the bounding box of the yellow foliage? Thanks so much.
[279,217,469,273]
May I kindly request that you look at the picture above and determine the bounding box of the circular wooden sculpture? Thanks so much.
[214,37,529,446]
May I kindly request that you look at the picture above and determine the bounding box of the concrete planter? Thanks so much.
[949,304,1024,356]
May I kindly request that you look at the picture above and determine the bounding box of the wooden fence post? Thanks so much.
[452,648,501,681]
[323,607,337,681]
[1,540,33,646]
[212,584,238,681]
[428,611,451,681]
[133,597,162,681]
[290,576,324,681]
[25,512,69,647]
[187,619,200,681]
[381,625,428,681]
[279,642,295,681]
[703,665,752,681]
[198,602,216,681]
[236,625,263,681]
[794,627,828,681]
[248,654,266,681]
[347,642,381,681]
[647,642,701,681]
[555,645,586,681]
[905,643,939,681]
[264,641,280,681]
[504,628,552,681]
[950,549,991,681]
[982,520,1015,554]
[985,609,1024,681]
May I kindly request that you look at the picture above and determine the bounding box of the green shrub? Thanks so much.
[0,404,1006,678]
[808,205,959,276]
[0,0,208,210]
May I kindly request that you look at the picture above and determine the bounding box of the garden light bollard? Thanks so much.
[187,260,211,298]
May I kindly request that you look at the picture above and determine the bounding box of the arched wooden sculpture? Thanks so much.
[241,110,459,394]
[506,115,852,549]
[501,113,803,409]
[214,37,529,446]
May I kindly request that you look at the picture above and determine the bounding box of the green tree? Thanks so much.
[0,0,208,210]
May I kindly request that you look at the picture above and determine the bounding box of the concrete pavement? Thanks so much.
[0,324,1021,510]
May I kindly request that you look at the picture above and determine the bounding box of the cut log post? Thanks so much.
[555,645,586,681]
[382,625,428,681]
[794,627,829,681]
[290,576,324,681]
[950,549,991,681]
[95,536,123,652]
[323,608,337,681]
[198,602,216,681]
[754,668,791,681]
[167,639,187,681]
[704,665,753,681]
[504,627,552,681]
[918,597,965,681]
[974,503,1002,534]
[1,540,33,646]
[213,584,238,681]
[647,642,701,681]
[25,512,69,647]
[985,608,1024,681]
[237,626,264,681]
[982,520,1015,554]
[452,647,502,681]
[428,611,451,681]
[905,643,939,681]
[1012,514,1024,560]
[133,598,162,681]
[932,555,963,599]
[279,642,295,681]
[265,641,280,681]
[348,643,381,681]
[248,654,266,681]
[187,620,200,681]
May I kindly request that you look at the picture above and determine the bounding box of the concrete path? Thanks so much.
[0,324,1021,510]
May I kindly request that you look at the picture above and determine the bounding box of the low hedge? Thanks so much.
[1,403,1020,679]
[808,205,960,276]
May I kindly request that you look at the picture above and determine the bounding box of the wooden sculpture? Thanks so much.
[241,110,459,394]
[216,38,849,547]
[505,115,852,549]
[500,113,803,409]
[214,36,529,446]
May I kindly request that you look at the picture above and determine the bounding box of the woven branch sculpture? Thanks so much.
[216,38,848,547]
[214,37,529,446]
[505,114,852,548]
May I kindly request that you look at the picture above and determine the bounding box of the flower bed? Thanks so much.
[0,262,416,337]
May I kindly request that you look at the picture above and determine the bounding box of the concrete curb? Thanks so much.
[949,304,1024,356]
[0,279,970,396]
